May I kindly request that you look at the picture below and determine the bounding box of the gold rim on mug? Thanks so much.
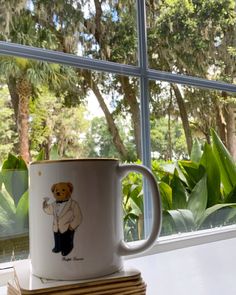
[30,158,119,165]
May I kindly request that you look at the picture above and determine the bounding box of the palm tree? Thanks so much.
[0,57,77,163]
[0,11,77,162]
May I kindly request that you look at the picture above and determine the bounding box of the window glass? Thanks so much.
[0,1,138,65]
[149,80,236,237]
[147,0,236,83]
[1,0,236,264]
[0,56,140,261]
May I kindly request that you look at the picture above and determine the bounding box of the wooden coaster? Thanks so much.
[45,279,146,294]
[11,260,146,295]
[7,281,21,295]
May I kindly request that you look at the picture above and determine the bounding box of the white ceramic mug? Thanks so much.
[29,159,162,280]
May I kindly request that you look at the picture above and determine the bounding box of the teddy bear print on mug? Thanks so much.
[43,182,82,257]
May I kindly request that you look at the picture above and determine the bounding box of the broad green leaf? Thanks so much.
[159,181,172,210]
[130,193,143,214]
[0,190,16,218]
[167,209,195,232]
[15,190,29,233]
[211,129,236,195]
[178,160,205,189]
[126,184,143,214]
[200,143,221,207]
[198,203,236,229]
[161,211,177,236]
[1,154,28,205]
[187,174,208,223]
[171,170,188,209]
[49,144,60,160]
[224,185,236,203]
[36,150,45,161]
[122,182,132,197]
[174,162,188,184]
[160,173,172,186]
[2,153,18,169]
[198,203,236,226]
[2,154,27,171]
[162,161,187,184]
[1,170,28,205]
[224,207,236,224]
[16,156,28,170]
[0,171,2,189]
[128,198,142,217]
[124,213,138,223]
[190,138,202,163]
[0,207,14,232]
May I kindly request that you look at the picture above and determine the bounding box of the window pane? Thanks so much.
[147,1,236,83]
[149,80,236,236]
[0,55,141,261]
[0,1,138,65]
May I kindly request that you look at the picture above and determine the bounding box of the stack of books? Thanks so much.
[7,260,146,294]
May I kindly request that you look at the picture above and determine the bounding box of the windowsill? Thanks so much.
[125,236,236,294]
[126,224,236,259]
[1,225,236,294]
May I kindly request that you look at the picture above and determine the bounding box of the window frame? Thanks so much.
[0,0,236,255]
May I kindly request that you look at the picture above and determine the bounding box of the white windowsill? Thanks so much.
[1,225,236,294]
[126,224,236,259]
[125,236,236,294]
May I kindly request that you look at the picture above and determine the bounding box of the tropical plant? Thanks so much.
[0,153,28,237]
[0,86,18,162]
[122,170,144,242]
[0,9,78,163]
[29,89,89,160]
[122,129,236,241]
[160,129,236,236]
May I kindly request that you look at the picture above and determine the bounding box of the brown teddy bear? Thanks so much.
[43,182,82,256]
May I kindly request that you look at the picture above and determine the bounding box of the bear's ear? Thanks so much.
[67,182,73,193]
[51,184,57,193]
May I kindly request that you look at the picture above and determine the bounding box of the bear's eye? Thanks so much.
[62,189,65,192]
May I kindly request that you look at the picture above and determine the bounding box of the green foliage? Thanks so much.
[0,87,17,162]
[161,129,236,236]
[0,153,28,237]
[190,139,202,163]
[150,116,188,160]
[1,1,236,242]
[122,171,144,242]
[85,116,137,161]
[122,129,236,241]
[0,128,236,242]
[211,128,236,195]
[29,89,90,160]
[1,154,28,205]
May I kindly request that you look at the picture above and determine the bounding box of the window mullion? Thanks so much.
[136,0,153,238]
[0,41,140,78]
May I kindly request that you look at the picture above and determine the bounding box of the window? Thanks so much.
[1,0,236,262]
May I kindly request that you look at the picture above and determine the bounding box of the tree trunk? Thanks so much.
[171,84,193,155]
[119,76,141,159]
[83,71,128,160]
[215,91,236,160]
[7,76,19,124]
[7,76,20,154]
[167,94,173,161]
[16,78,31,163]
[225,102,236,161]
[215,102,227,146]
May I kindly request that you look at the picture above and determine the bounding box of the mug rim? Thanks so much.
[30,158,119,165]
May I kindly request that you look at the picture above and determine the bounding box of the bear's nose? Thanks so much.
[56,192,61,196]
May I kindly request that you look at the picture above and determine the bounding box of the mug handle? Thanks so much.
[117,164,162,256]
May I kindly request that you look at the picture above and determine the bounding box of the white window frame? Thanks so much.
[0,0,236,256]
